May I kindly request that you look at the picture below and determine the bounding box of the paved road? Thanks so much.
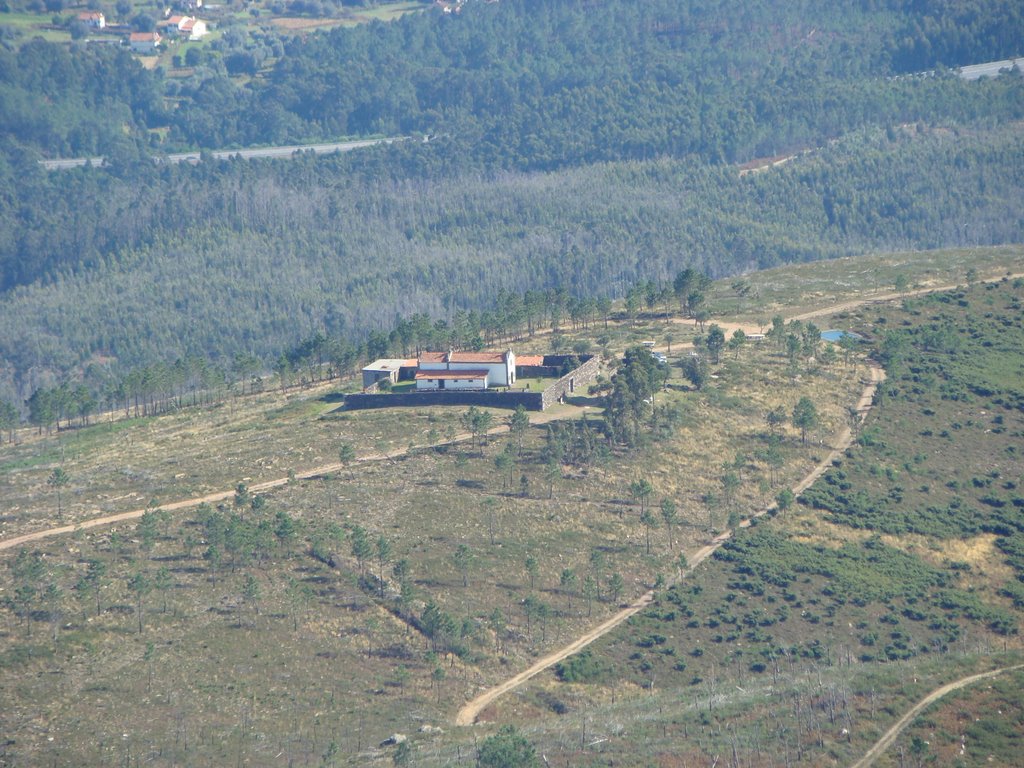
[959,58,1024,81]
[34,54,1021,171]
[39,136,404,171]
[893,57,1023,82]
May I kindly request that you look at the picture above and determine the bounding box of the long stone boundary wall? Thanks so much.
[539,354,602,409]
[344,390,544,411]
[344,355,602,412]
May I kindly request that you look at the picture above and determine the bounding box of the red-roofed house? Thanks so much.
[159,15,208,40]
[180,17,208,39]
[159,15,187,33]
[417,349,516,387]
[77,11,106,29]
[129,31,161,53]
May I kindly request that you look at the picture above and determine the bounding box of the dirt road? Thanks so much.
[0,468,297,552]
[786,273,1024,323]
[453,526,737,727]
[0,405,588,554]
[850,664,1024,768]
[454,362,884,726]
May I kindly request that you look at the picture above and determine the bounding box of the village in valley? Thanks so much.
[27,3,209,56]
[0,0,441,67]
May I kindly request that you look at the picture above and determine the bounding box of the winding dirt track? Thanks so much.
[662,273,1024,350]
[786,272,1024,323]
[454,362,884,726]
[0,467,305,553]
[849,664,1024,768]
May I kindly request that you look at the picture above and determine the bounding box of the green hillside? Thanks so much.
[3,2,1024,764]
[3,0,1023,159]
[2,122,1023,408]
[502,275,1024,766]
[2,0,1024,409]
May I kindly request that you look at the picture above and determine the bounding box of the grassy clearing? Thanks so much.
[0,12,70,43]
[266,1,425,31]
[0,381,501,540]
[270,16,353,31]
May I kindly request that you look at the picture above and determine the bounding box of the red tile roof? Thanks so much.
[419,351,447,363]
[449,351,506,364]
[415,370,489,380]
[516,355,544,366]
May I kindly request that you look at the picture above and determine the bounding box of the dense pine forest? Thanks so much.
[1,0,1023,409]
[4,0,1023,159]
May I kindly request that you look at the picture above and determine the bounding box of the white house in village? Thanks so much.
[416,349,516,391]
[77,11,106,28]
[158,15,208,40]
[180,17,207,39]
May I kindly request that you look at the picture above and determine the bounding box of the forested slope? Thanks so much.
[1,122,1022,402]
[4,0,1022,160]
[1,0,1023,405]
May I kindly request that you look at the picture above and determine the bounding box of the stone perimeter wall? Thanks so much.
[539,354,602,410]
[344,389,544,411]
[344,355,602,412]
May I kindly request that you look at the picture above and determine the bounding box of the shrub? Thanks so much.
[554,650,604,683]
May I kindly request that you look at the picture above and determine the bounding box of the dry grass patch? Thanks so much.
[789,508,874,548]
[0,385,507,539]
[2,270,907,765]
[891,533,1019,590]
[0,335,869,762]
